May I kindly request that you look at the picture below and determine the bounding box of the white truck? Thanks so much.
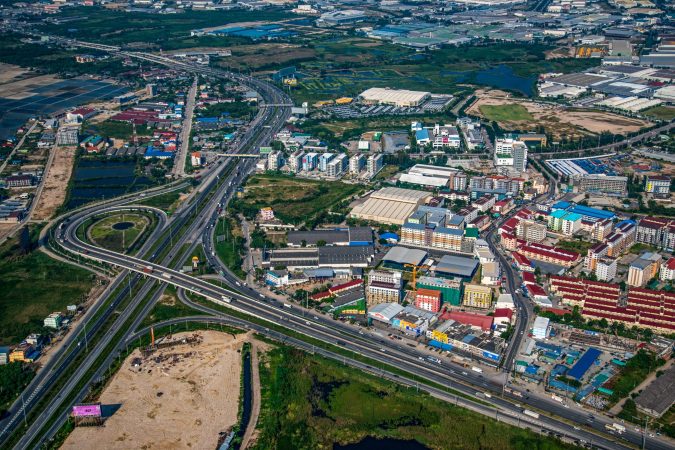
[523,409,540,419]
[161,273,173,280]
[471,366,483,374]
[221,295,231,303]
[606,423,626,434]
[551,394,564,403]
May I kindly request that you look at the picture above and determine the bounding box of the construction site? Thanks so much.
[62,330,249,450]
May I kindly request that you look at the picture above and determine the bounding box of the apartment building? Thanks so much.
[349,153,365,174]
[575,174,628,197]
[400,206,465,252]
[516,219,547,243]
[660,257,675,281]
[645,175,671,196]
[326,154,348,177]
[288,150,304,173]
[472,195,496,212]
[367,154,384,176]
[462,283,493,309]
[628,252,662,287]
[548,210,582,236]
[518,242,581,268]
[494,138,528,173]
[366,270,402,306]
[595,257,617,282]
[414,288,442,312]
[636,217,675,251]
[416,276,463,306]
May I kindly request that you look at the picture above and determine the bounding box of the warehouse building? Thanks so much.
[359,87,431,107]
[381,246,427,269]
[433,254,479,280]
[286,227,372,247]
[350,187,432,225]
[635,364,675,418]
[267,246,374,269]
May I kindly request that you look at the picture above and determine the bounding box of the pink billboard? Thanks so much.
[72,404,102,417]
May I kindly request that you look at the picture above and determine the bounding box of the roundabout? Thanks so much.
[87,213,154,253]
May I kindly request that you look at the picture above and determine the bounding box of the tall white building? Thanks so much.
[326,154,348,177]
[268,151,282,171]
[288,150,304,173]
[349,153,365,174]
[494,138,528,173]
[367,154,384,176]
[595,257,617,282]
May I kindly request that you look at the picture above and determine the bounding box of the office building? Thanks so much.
[595,257,617,282]
[400,206,465,252]
[366,270,402,306]
[462,283,493,309]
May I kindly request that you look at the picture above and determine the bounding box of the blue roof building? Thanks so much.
[568,347,602,381]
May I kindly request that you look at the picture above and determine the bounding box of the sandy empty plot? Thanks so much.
[63,331,246,450]
[32,146,76,221]
[467,90,651,137]
[0,63,29,85]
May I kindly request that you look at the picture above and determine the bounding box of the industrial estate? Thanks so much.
[0,0,674,449]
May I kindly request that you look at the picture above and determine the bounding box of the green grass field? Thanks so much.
[253,346,576,450]
[0,228,94,345]
[231,174,361,226]
[88,213,150,253]
[84,121,152,140]
[554,239,594,255]
[642,106,675,122]
[139,286,200,328]
[133,189,187,215]
[479,104,534,122]
[214,216,246,278]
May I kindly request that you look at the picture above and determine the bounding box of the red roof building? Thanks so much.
[441,311,494,331]
[519,243,580,268]
[522,271,536,285]
[414,288,442,313]
[512,252,534,272]
[329,279,363,295]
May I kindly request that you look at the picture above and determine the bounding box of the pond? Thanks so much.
[111,222,134,231]
[334,437,431,450]
[67,159,157,209]
[441,65,536,97]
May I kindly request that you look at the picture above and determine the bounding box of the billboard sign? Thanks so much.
[72,404,102,417]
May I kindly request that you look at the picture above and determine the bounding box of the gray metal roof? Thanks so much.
[435,254,479,278]
[383,246,427,266]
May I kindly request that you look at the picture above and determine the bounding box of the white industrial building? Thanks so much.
[532,316,550,340]
[359,87,430,107]
[350,187,432,225]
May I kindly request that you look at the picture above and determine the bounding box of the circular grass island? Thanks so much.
[87,213,154,253]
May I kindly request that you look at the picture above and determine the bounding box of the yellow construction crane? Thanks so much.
[404,263,429,291]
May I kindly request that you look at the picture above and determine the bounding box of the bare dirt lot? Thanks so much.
[32,146,76,220]
[62,331,247,450]
[466,89,652,138]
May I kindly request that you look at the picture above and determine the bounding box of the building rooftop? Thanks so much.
[434,255,480,278]
[635,363,675,417]
[383,246,427,266]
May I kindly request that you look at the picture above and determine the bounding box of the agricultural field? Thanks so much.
[37,7,296,49]
[231,174,362,226]
[253,346,576,450]
[87,212,153,253]
[0,227,94,345]
[83,121,152,141]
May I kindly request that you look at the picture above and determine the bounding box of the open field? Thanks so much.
[642,105,675,122]
[214,216,246,278]
[0,227,94,344]
[467,90,652,138]
[252,346,576,450]
[232,174,361,225]
[32,146,76,220]
[62,331,246,450]
[88,213,150,253]
[479,104,534,122]
[133,188,190,215]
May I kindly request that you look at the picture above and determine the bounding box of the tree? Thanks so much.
[316,240,327,247]
[598,318,609,329]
